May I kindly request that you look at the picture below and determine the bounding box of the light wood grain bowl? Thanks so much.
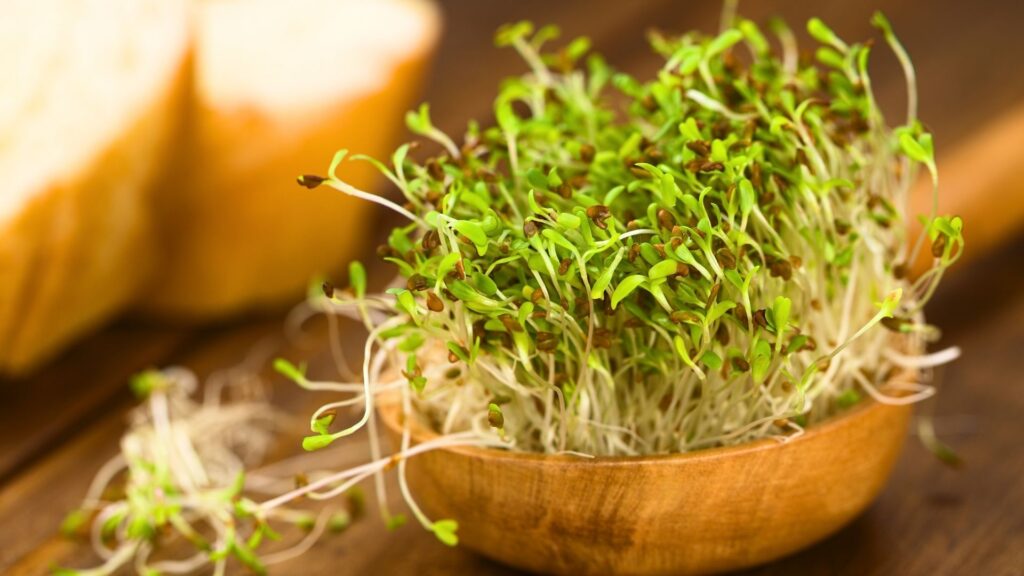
[379,395,912,575]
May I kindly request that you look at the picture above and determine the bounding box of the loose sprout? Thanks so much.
[58,368,291,576]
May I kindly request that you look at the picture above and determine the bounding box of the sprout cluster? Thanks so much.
[57,369,357,576]
[63,14,964,573]
[298,15,961,458]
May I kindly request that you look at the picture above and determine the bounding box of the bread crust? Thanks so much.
[0,0,439,373]
[0,57,189,373]
[143,43,435,317]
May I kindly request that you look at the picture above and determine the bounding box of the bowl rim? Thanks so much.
[376,373,913,467]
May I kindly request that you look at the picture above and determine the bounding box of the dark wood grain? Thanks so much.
[0,324,186,483]
[2,1,1024,575]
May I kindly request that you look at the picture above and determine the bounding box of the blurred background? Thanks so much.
[1,1,1022,574]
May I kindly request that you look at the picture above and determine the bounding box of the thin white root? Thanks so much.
[884,345,961,369]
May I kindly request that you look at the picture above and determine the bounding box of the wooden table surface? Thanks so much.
[2,2,1023,574]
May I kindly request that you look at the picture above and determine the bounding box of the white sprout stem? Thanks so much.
[304,462,382,502]
[884,28,918,124]
[618,228,659,241]
[325,310,355,378]
[258,432,491,513]
[77,542,139,576]
[776,23,798,75]
[91,504,127,560]
[686,89,756,121]
[261,508,334,566]
[325,319,402,442]
[512,37,553,87]
[364,340,398,523]
[326,180,425,226]
[398,385,435,531]
[853,370,934,405]
[719,0,739,34]
[884,345,961,369]
[83,455,127,506]
[426,126,462,159]
[505,128,521,192]
[147,552,208,575]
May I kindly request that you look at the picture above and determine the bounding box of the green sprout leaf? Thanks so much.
[472,272,498,296]
[673,335,706,380]
[557,212,582,229]
[386,514,408,531]
[752,339,773,383]
[60,509,89,537]
[807,18,847,51]
[648,259,678,280]
[816,46,846,70]
[878,289,903,318]
[590,249,624,299]
[327,149,348,180]
[405,103,434,135]
[706,300,737,326]
[898,131,933,165]
[437,253,462,278]
[329,511,352,533]
[611,275,646,309]
[870,11,894,36]
[738,19,769,54]
[706,29,743,58]
[312,411,336,435]
[495,21,533,47]
[129,370,165,399]
[398,332,425,353]
[738,179,755,218]
[273,358,307,384]
[230,534,267,576]
[487,403,505,429]
[772,296,792,354]
[349,261,367,298]
[837,389,861,408]
[446,342,471,364]
[679,117,702,141]
[302,434,336,452]
[431,519,460,546]
[395,289,420,322]
[294,514,316,531]
[700,351,723,371]
[453,220,489,255]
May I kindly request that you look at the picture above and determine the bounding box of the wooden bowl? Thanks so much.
[378,398,911,575]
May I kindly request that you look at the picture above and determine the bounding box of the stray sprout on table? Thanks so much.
[56,361,379,576]
[62,12,962,574]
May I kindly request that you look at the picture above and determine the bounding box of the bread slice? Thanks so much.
[0,0,189,373]
[143,0,441,318]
